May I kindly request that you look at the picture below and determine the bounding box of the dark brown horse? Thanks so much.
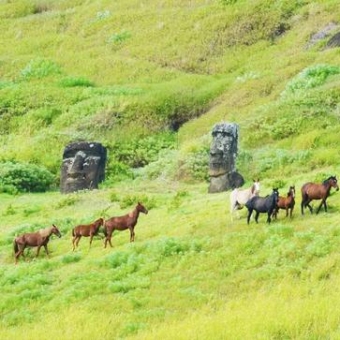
[13,224,61,264]
[301,176,339,214]
[72,217,104,251]
[273,186,295,219]
[245,188,279,224]
[103,202,148,248]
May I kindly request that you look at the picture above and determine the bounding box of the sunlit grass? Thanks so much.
[1,175,340,338]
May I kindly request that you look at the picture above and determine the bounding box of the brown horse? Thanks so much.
[103,202,148,248]
[301,176,339,215]
[13,224,61,264]
[273,186,295,219]
[72,217,104,251]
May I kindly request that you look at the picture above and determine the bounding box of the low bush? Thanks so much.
[0,162,54,194]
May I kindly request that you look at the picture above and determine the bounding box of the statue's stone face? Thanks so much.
[60,142,106,193]
[209,124,238,177]
[208,122,244,193]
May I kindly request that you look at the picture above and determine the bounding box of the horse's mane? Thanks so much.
[323,176,335,185]
[39,226,53,238]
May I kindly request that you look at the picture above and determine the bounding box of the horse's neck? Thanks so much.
[128,209,139,221]
[322,181,332,193]
[39,227,52,238]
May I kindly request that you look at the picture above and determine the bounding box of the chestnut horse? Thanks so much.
[72,217,104,251]
[230,179,260,220]
[301,176,339,214]
[273,186,295,219]
[13,224,61,264]
[103,202,148,248]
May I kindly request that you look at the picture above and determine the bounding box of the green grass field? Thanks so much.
[2,0,340,338]
[1,173,340,339]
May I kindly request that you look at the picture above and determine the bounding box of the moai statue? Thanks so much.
[208,122,244,193]
[60,142,107,193]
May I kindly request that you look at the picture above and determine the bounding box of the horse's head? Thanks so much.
[52,224,62,238]
[252,179,260,196]
[98,217,104,226]
[273,188,280,203]
[288,186,296,197]
[330,176,339,191]
[137,202,148,215]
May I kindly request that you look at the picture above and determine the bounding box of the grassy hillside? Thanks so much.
[1,0,340,339]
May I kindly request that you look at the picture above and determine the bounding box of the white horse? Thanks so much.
[230,179,260,220]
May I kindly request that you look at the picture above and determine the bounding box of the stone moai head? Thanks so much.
[208,122,244,193]
[60,142,107,193]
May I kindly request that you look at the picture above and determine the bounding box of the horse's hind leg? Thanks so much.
[15,245,25,264]
[306,201,313,214]
[75,236,82,249]
[72,236,77,251]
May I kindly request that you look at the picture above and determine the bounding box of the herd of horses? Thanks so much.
[13,202,148,264]
[12,176,339,264]
[230,176,339,224]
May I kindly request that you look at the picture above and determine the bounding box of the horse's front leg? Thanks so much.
[89,234,94,248]
[267,211,272,223]
[316,199,327,214]
[43,244,50,257]
[129,228,135,242]
[255,211,260,223]
[246,209,253,225]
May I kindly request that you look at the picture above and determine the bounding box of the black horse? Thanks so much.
[245,188,279,224]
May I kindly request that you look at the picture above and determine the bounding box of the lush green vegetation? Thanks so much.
[1,0,340,338]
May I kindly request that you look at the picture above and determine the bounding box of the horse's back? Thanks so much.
[105,215,132,230]
[73,224,92,236]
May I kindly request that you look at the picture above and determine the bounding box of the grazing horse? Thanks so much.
[13,224,61,264]
[301,176,339,215]
[273,186,296,219]
[230,179,260,220]
[72,217,104,251]
[103,202,148,248]
[245,188,279,224]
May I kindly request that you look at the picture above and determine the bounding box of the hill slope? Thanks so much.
[1,0,340,339]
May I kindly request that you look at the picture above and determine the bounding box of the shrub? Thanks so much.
[107,30,131,45]
[0,162,54,194]
[283,64,340,95]
[108,133,175,168]
[59,77,94,88]
[20,58,62,80]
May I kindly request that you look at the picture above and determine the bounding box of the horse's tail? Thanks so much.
[13,238,18,254]
[72,228,75,237]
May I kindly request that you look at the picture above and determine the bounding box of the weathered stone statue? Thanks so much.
[208,122,244,193]
[60,142,107,193]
